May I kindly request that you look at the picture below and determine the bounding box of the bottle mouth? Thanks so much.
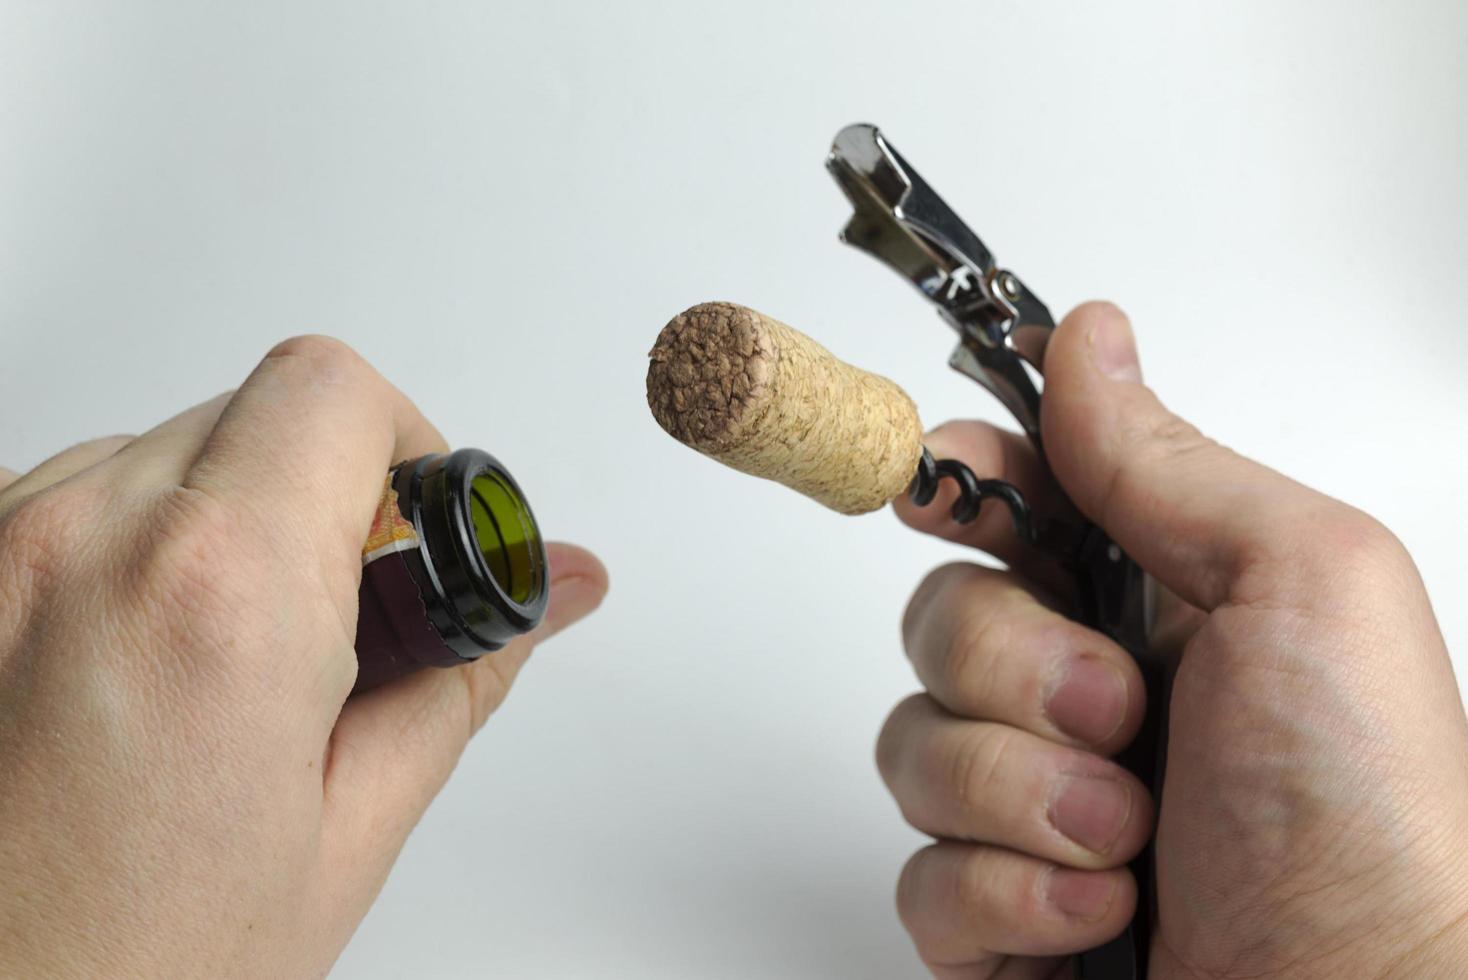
[448,451,547,634]
[467,466,545,611]
[398,448,549,656]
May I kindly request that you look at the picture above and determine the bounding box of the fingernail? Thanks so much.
[1045,868,1117,921]
[1088,307,1142,383]
[1048,774,1132,856]
[1044,655,1128,745]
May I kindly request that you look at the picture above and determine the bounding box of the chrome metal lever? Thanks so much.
[826,123,1055,446]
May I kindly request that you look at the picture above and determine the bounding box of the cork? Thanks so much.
[646,301,924,515]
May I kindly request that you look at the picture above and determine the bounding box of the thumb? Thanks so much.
[1041,301,1385,613]
[318,541,608,897]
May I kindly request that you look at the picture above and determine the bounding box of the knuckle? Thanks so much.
[90,434,139,461]
[951,848,997,922]
[896,845,1003,961]
[1320,508,1409,569]
[1141,410,1212,461]
[894,849,932,933]
[1099,401,1218,526]
[902,563,958,645]
[147,486,238,571]
[948,725,1014,814]
[129,487,271,659]
[1306,506,1416,598]
[1119,394,1200,456]
[876,694,928,782]
[1237,502,1418,613]
[79,433,136,452]
[0,484,95,599]
[263,334,368,384]
[943,603,1009,699]
[52,434,135,464]
[0,501,70,607]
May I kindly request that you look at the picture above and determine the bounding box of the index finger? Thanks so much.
[185,336,448,579]
[0,466,18,493]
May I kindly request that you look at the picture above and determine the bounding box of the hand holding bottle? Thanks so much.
[0,336,608,978]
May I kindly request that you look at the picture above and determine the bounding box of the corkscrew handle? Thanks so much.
[828,122,1162,980]
[1073,533,1162,980]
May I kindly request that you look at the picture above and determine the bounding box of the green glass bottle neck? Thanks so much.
[393,449,548,658]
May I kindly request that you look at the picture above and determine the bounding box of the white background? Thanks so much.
[3,2,1466,977]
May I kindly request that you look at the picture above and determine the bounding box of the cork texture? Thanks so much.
[646,302,923,515]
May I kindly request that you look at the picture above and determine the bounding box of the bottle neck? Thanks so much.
[394,449,548,658]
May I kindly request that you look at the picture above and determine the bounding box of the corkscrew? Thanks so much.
[829,123,1163,980]
[644,123,1165,980]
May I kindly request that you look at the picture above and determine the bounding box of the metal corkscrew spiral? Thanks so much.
[909,447,1036,541]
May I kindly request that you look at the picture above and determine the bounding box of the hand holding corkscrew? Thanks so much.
[648,124,1468,980]
[649,124,1161,979]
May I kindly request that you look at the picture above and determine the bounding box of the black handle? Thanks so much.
[1072,530,1167,980]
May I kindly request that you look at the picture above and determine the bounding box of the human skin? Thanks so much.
[0,336,608,978]
[878,302,1468,979]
